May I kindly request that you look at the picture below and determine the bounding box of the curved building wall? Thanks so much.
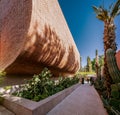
[0,0,80,75]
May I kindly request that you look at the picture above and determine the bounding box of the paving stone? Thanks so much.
[0,105,15,115]
[47,84,108,115]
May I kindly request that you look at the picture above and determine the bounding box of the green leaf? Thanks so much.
[111,84,119,91]
[92,6,101,14]
[109,98,120,110]
[111,90,119,99]
[116,8,120,16]
[110,0,120,18]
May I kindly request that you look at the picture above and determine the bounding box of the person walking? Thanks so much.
[90,77,94,86]
[81,78,84,84]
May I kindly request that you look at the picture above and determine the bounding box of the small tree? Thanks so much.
[99,55,104,68]
[91,58,95,72]
[86,56,92,72]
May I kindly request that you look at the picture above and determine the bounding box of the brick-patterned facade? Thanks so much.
[0,0,80,75]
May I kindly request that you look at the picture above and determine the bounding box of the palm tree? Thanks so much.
[93,0,120,97]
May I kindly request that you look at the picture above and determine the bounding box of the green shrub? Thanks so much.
[13,68,79,102]
[100,83,120,114]
[0,71,6,103]
[0,71,6,84]
[0,71,6,77]
[109,98,120,110]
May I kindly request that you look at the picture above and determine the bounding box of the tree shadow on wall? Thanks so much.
[6,22,79,74]
[25,22,66,67]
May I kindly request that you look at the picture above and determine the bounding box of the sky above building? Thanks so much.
[58,0,120,67]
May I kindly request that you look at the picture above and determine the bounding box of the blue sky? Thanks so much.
[58,0,120,67]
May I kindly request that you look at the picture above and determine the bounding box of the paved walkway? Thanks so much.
[47,84,108,115]
[0,105,15,115]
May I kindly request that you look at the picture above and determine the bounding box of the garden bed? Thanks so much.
[1,83,80,115]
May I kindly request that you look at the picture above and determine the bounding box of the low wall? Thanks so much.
[2,83,80,115]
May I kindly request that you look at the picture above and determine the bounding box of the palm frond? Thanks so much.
[93,5,109,21]
[108,3,114,13]
[116,8,120,16]
[110,0,120,18]
[97,15,105,21]
[92,6,101,14]
[102,9,109,18]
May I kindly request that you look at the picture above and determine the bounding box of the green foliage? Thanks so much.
[94,77,108,98]
[0,71,6,84]
[0,71,6,77]
[101,94,120,115]
[0,71,6,103]
[79,72,96,76]
[100,82,120,114]
[13,68,79,102]
[91,58,96,71]
[102,48,120,114]
[4,86,12,91]
[111,84,119,97]
[117,83,120,90]
[111,84,118,91]
[86,56,92,72]
[99,55,104,67]
[57,77,79,90]
[101,96,120,115]
[101,96,111,111]
[91,55,104,72]
[106,48,120,83]
[111,90,119,99]
[94,75,120,114]
[109,98,120,110]
[94,78,105,90]
[93,0,120,21]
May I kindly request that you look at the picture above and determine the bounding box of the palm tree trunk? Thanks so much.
[103,20,116,98]
[95,50,99,78]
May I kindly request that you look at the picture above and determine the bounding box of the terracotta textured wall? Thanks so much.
[116,50,120,70]
[0,0,80,75]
